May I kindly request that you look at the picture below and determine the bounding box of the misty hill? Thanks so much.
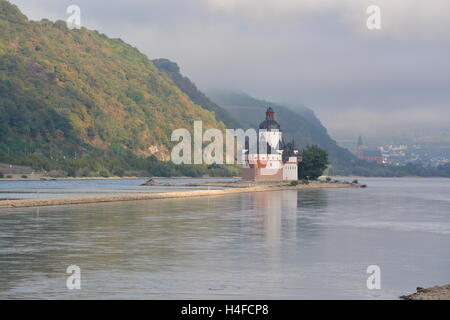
[207,90,357,167]
[152,58,241,129]
[0,1,225,172]
[150,57,356,168]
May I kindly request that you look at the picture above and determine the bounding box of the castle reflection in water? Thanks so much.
[238,190,329,248]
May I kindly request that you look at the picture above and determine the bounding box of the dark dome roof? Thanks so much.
[259,106,280,130]
[259,119,281,130]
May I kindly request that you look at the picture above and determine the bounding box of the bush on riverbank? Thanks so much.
[298,145,329,180]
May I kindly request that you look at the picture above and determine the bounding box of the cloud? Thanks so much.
[322,105,450,139]
[8,0,450,143]
[204,0,450,37]
[15,0,450,37]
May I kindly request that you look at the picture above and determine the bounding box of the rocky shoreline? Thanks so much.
[400,285,450,300]
[0,181,358,209]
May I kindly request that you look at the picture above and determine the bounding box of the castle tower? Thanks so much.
[258,107,282,155]
[242,107,299,181]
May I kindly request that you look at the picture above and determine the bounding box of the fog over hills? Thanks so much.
[207,89,356,168]
[9,0,450,146]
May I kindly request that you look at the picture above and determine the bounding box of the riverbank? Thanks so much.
[0,181,357,209]
[0,176,148,181]
[401,285,450,300]
[0,176,239,182]
[0,175,240,182]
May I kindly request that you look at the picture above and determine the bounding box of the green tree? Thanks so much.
[298,145,329,180]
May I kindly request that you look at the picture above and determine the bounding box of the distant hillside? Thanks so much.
[152,58,241,128]
[150,58,357,168]
[207,90,357,167]
[0,1,225,173]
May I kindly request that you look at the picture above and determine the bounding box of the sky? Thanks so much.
[9,0,450,147]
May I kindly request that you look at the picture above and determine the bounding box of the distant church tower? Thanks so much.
[356,136,364,159]
[355,136,383,164]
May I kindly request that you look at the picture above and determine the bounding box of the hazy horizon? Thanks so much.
[9,0,450,146]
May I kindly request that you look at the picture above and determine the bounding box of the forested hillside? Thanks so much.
[152,59,241,129]
[0,1,227,176]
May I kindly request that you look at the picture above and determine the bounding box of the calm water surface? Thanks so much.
[0,177,449,299]
[0,178,236,199]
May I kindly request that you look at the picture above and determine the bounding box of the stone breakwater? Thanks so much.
[0,182,357,209]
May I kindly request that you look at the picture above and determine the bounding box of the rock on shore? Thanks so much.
[400,285,450,300]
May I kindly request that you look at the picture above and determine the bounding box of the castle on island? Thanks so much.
[242,107,302,181]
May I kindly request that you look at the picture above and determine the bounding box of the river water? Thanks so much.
[0,178,236,199]
[0,177,449,299]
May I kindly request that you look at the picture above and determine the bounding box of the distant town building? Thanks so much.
[355,140,450,167]
[242,108,301,181]
[362,150,384,164]
[355,136,384,164]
